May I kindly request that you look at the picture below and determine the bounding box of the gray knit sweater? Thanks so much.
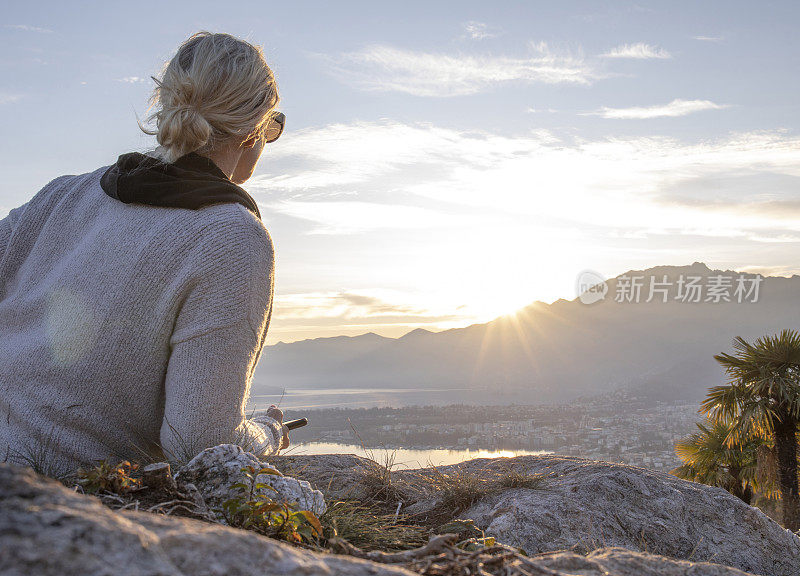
[0,163,284,475]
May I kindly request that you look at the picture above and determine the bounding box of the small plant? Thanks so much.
[220,465,322,544]
[455,535,497,552]
[75,460,140,494]
[437,518,484,540]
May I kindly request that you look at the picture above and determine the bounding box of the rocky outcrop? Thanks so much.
[535,547,755,575]
[0,463,410,576]
[272,452,397,501]
[273,453,800,576]
[175,444,326,516]
[455,455,800,576]
[0,463,766,576]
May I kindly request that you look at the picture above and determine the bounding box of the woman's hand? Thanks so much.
[266,404,290,450]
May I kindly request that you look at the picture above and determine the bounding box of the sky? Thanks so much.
[2,1,799,343]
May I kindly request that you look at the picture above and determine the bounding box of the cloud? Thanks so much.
[266,200,463,234]
[250,121,800,338]
[694,36,724,42]
[266,290,463,342]
[737,264,800,277]
[0,92,22,105]
[314,42,598,96]
[247,120,462,194]
[275,291,443,320]
[656,172,800,219]
[601,43,671,59]
[3,24,53,34]
[526,107,558,114]
[116,76,146,83]
[462,21,498,40]
[249,120,800,241]
[586,99,728,119]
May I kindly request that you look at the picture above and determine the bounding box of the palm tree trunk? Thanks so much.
[774,415,800,530]
[741,483,753,506]
[727,465,753,505]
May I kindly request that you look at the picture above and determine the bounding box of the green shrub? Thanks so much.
[220,465,322,544]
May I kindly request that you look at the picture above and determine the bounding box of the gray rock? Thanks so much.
[175,444,326,517]
[535,547,755,575]
[0,463,413,576]
[449,455,800,576]
[0,462,769,576]
[274,454,800,576]
[271,453,405,501]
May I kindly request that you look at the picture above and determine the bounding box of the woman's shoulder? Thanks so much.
[195,203,273,253]
[178,203,274,280]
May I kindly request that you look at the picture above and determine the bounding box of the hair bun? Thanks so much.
[155,104,212,159]
[139,31,280,163]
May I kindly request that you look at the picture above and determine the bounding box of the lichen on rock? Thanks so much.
[174,443,326,517]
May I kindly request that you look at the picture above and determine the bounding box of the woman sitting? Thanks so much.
[0,31,289,476]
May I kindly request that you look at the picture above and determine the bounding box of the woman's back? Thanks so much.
[0,164,276,476]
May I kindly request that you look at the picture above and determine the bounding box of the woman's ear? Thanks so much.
[241,134,257,149]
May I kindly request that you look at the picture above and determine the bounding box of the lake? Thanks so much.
[248,387,494,410]
[280,441,551,469]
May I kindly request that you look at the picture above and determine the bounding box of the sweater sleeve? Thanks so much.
[159,209,281,462]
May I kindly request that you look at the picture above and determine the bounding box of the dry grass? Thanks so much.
[357,451,406,510]
[321,500,428,552]
[410,465,548,528]
[495,468,548,490]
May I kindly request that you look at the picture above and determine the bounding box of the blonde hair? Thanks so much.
[139,31,279,163]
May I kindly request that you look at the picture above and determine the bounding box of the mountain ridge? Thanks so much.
[254,263,800,404]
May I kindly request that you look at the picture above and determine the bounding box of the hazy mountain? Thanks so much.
[252,263,800,404]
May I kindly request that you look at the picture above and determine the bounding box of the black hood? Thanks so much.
[100,151,261,219]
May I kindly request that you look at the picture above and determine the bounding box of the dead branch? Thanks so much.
[332,533,459,563]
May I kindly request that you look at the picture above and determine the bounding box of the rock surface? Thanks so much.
[273,453,800,576]
[175,444,326,516]
[454,455,800,576]
[537,547,755,575]
[272,452,397,501]
[0,463,411,576]
[0,462,764,576]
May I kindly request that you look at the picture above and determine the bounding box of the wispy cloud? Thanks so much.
[251,121,800,338]
[3,24,53,34]
[267,290,461,342]
[314,42,598,96]
[267,200,463,234]
[601,42,671,59]
[738,264,800,277]
[694,35,724,43]
[586,99,728,119]
[462,21,498,41]
[248,121,463,193]
[275,291,443,321]
[0,92,22,105]
[116,76,146,84]
[526,108,559,115]
[250,120,800,239]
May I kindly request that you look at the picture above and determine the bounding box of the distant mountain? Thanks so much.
[252,263,800,404]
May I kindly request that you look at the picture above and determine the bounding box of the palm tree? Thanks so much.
[672,417,761,504]
[701,329,800,530]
